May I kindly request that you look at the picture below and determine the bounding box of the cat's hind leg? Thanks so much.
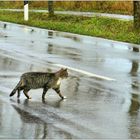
[17,86,24,98]
[23,88,31,99]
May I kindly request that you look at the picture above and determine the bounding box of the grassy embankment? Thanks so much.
[0,1,133,15]
[0,11,140,44]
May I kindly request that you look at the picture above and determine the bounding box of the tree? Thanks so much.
[133,1,140,29]
[48,0,54,17]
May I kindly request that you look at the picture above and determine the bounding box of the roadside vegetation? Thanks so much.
[0,11,140,44]
[0,1,133,15]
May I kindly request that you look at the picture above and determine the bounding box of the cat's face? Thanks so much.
[60,68,68,79]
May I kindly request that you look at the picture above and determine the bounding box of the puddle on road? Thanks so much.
[47,43,82,61]
[0,22,139,76]
[0,21,140,139]
[0,68,140,139]
[0,97,75,139]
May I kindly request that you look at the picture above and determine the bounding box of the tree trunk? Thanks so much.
[48,0,54,17]
[133,1,140,29]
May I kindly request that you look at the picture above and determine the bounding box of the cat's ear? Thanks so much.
[60,68,64,71]
[60,68,67,71]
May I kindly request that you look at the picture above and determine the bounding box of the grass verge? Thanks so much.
[0,11,140,44]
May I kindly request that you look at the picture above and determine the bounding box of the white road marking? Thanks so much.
[53,64,116,81]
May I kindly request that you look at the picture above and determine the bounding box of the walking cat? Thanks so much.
[9,68,68,100]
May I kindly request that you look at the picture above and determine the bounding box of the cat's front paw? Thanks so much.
[28,96,32,99]
[62,96,67,100]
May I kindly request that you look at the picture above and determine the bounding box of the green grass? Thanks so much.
[0,11,140,44]
[0,1,133,15]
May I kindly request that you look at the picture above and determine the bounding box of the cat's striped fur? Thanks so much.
[9,68,68,100]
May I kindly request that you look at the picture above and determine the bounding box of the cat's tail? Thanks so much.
[9,81,21,97]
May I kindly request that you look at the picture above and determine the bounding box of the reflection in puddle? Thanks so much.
[0,23,7,29]
[12,104,73,139]
[129,48,140,114]
[47,43,82,61]
[128,53,140,139]
[0,52,54,73]
[48,31,53,39]
[10,99,74,139]
[0,55,19,71]
[130,60,139,76]
[56,32,81,42]
[130,46,139,76]
[0,54,34,72]
[30,29,35,33]
[3,24,7,29]
[129,48,140,115]
[42,98,63,108]
[0,32,8,38]
[132,46,139,53]
[128,90,140,139]
[129,93,140,115]
[12,104,45,124]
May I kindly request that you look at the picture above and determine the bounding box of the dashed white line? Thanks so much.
[53,64,116,81]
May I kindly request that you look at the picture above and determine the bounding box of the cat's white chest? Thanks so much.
[56,78,62,85]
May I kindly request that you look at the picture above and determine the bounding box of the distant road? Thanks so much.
[0,9,133,21]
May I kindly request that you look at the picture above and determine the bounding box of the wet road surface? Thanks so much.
[0,21,140,139]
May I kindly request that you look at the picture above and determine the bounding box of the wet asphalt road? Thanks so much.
[0,21,140,139]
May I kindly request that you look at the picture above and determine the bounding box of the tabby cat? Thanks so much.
[9,68,68,100]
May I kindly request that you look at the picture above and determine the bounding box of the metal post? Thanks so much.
[48,0,54,17]
[24,0,29,21]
